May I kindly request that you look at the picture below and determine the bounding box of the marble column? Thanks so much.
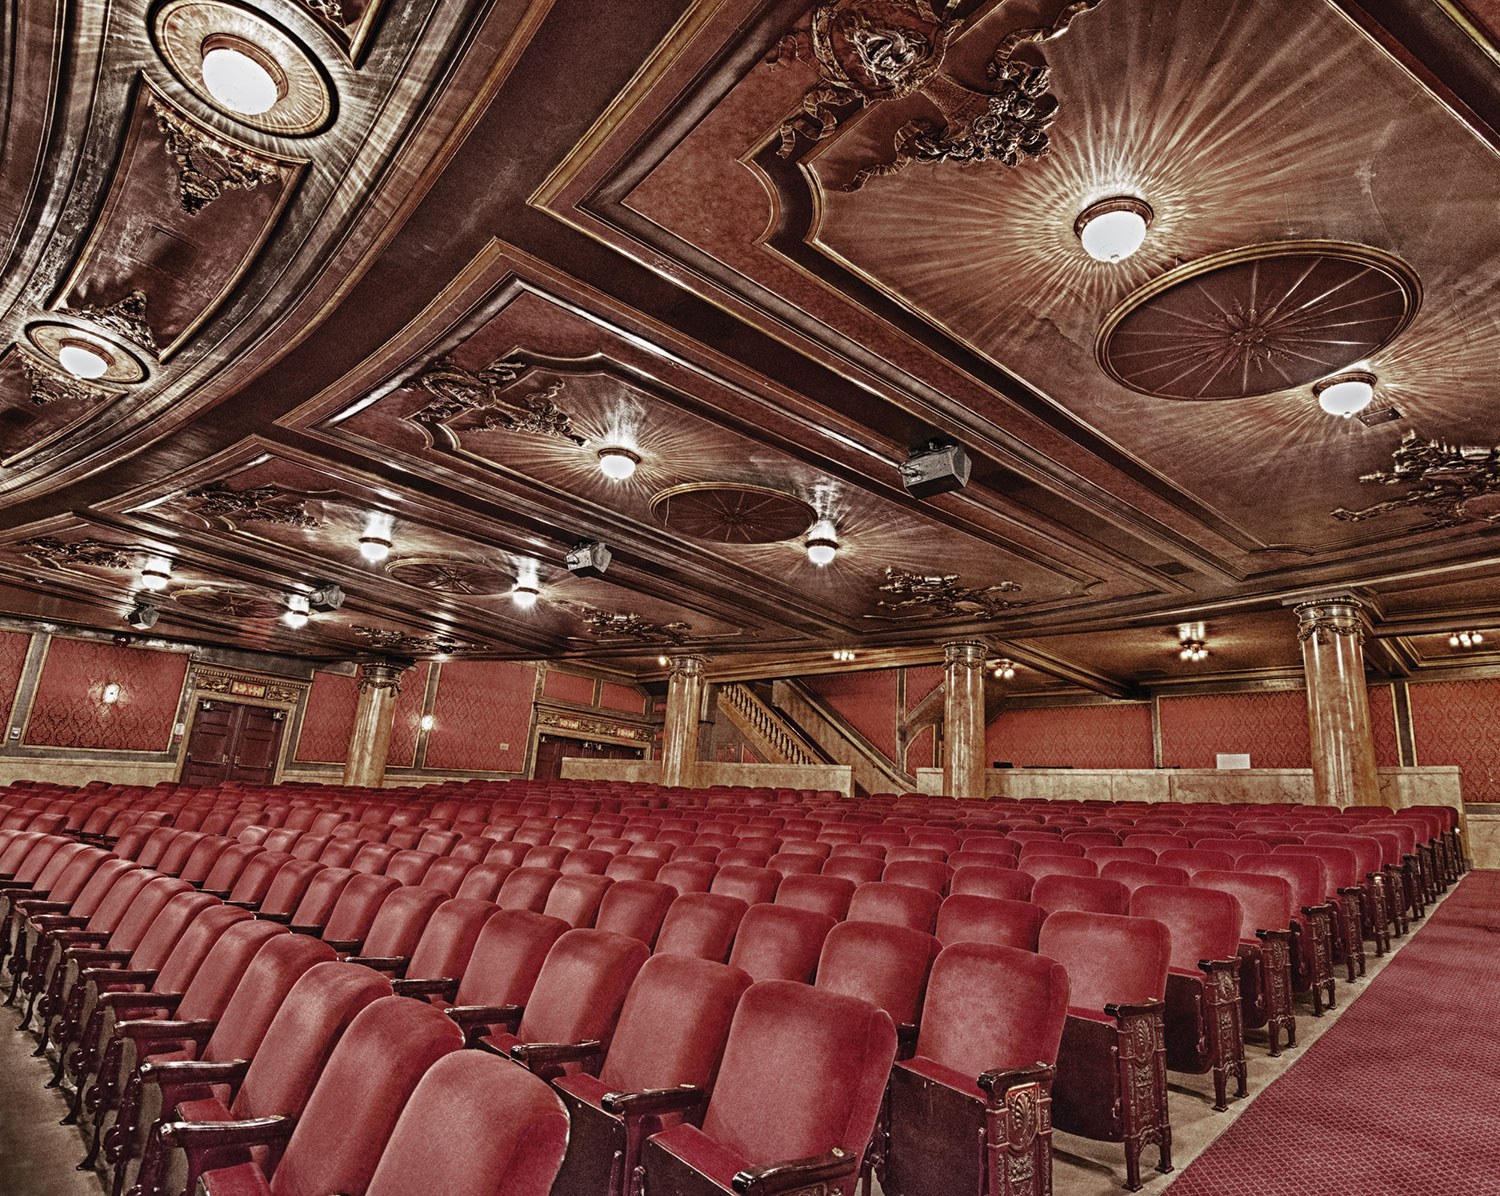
[1295,597,1380,807]
[343,661,406,788]
[943,641,988,799]
[661,655,707,789]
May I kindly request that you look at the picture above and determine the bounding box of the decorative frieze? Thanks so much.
[409,359,588,446]
[876,566,1026,618]
[148,97,282,214]
[183,482,321,528]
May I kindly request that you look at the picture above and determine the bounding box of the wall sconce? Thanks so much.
[102,682,121,704]
[420,714,435,732]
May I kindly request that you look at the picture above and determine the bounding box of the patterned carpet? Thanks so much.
[1165,871,1500,1195]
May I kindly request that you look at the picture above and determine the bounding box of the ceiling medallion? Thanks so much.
[651,483,816,544]
[1331,430,1500,527]
[578,608,693,646]
[385,557,514,595]
[17,355,113,407]
[1097,242,1420,400]
[25,291,158,385]
[154,1,334,137]
[183,481,321,528]
[872,566,1027,619]
[172,586,285,619]
[147,96,283,215]
[351,625,476,657]
[408,359,588,446]
[17,537,132,571]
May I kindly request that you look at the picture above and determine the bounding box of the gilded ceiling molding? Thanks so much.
[148,96,283,215]
[578,607,693,645]
[351,625,476,656]
[771,0,1104,190]
[183,481,321,528]
[296,0,349,27]
[1331,430,1500,527]
[17,355,111,407]
[408,359,588,445]
[57,291,159,359]
[873,566,1027,618]
[18,536,132,571]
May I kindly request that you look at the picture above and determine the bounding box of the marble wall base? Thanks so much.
[559,757,854,796]
[0,760,180,788]
[1466,814,1500,869]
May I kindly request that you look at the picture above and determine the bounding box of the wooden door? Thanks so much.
[180,702,287,786]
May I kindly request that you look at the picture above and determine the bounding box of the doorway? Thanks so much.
[532,734,644,782]
[180,700,287,786]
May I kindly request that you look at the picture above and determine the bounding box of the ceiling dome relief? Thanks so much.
[1097,242,1420,401]
[651,483,817,544]
[385,557,515,595]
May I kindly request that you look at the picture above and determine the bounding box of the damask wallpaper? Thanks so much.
[424,660,535,773]
[986,703,1155,769]
[1409,678,1500,801]
[386,663,432,770]
[1158,689,1311,769]
[597,681,648,715]
[905,723,936,772]
[1367,683,1401,768]
[294,671,359,764]
[24,638,187,753]
[805,669,900,762]
[542,669,595,706]
[904,665,944,707]
[0,630,30,727]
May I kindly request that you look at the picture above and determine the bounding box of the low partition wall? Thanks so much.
[559,757,855,797]
[1466,808,1500,869]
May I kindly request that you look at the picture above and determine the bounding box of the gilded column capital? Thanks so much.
[665,655,708,681]
[1293,596,1367,646]
[943,640,988,670]
[357,660,407,694]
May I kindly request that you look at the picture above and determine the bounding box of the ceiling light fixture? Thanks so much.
[139,556,173,592]
[282,593,310,629]
[597,446,640,481]
[1178,639,1209,662]
[358,511,394,563]
[991,659,1016,681]
[806,520,839,566]
[57,339,111,380]
[102,683,121,705]
[657,655,669,667]
[1313,371,1377,418]
[511,581,539,610]
[200,41,283,116]
[1450,630,1485,649]
[831,648,856,662]
[1075,196,1153,262]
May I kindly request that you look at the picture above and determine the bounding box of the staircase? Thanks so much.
[770,680,918,794]
[717,683,824,767]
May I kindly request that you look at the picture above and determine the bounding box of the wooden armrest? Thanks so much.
[321,938,362,954]
[508,1040,603,1068]
[139,1058,249,1088]
[1255,927,1292,942]
[16,898,70,914]
[731,1148,856,1196]
[345,955,408,974]
[444,1003,522,1045]
[1104,999,1163,1019]
[601,1084,706,1118]
[389,977,459,999]
[977,1061,1054,1101]
[289,924,325,937]
[34,914,89,931]
[83,966,156,987]
[160,1115,294,1152]
[1196,957,1240,975]
[116,1018,215,1050]
[99,990,183,1014]
[255,911,292,924]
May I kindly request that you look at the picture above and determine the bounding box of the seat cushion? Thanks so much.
[200,1162,272,1196]
[649,1123,749,1189]
[553,1072,610,1112]
[897,1055,984,1101]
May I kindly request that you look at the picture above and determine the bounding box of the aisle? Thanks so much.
[1164,871,1500,1196]
[0,1001,105,1196]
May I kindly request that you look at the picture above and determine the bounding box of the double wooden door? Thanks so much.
[532,734,644,782]
[180,701,286,787]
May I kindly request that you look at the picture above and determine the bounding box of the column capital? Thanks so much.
[357,660,407,694]
[943,640,988,669]
[665,655,707,680]
[1293,596,1367,646]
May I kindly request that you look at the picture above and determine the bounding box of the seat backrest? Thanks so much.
[561,849,612,876]
[1157,848,1237,876]
[288,867,357,929]
[1031,874,1131,918]
[709,865,780,906]
[351,842,399,874]
[1100,861,1191,892]
[497,867,562,913]
[773,873,855,921]
[1305,832,1382,876]
[654,892,748,962]
[701,981,896,1170]
[846,881,942,934]
[1275,843,1358,889]
[604,854,664,883]
[364,1052,568,1196]
[1236,855,1327,908]
[599,954,753,1092]
[202,933,336,1064]
[541,874,612,928]
[881,859,949,893]
[419,857,474,896]
[317,839,362,869]
[321,873,403,941]
[916,942,1070,1076]
[1196,837,1267,860]
[404,899,498,981]
[227,851,296,905]
[1018,841,1086,860]
[270,996,463,1196]
[657,860,718,894]
[935,894,1045,951]
[258,858,326,917]
[79,862,149,930]
[134,828,181,869]
[726,903,835,984]
[1190,871,1294,938]
[153,903,255,993]
[1123,834,1191,853]
[1037,910,1169,1012]
[384,850,438,886]
[815,919,938,1028]
[50,852,128,914]
[359,887,450,959]
[454,861,512,902]
[200,842,264,892]
[1129,885,1243,971]
[594,880,676,946]
[1020,855,1098,881]
[820,856,884,886]
[454,910,571,1007]
[950,865,1032,901]
[517,929,650,1049]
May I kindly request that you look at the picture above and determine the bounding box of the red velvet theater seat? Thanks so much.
[432,909,569,1045]
[934,894,1045,951]
[950,864,1032,902]
[551,955,752,1196]
[1236,855,1338,1015]
[1190,870,1297,1056]
[638,980,896,1196]
[1038,911,1172,1191]
[1031,874,1131,919]
[774,873,856,921]
[883,942,1070,1196]
[726,903,834,984]
[594,879,676,946]
[1129,885,1248,1111]
[846,881,943,934]
[655,893,748,963]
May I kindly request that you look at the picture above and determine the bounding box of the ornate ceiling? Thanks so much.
[0,0,1497,694]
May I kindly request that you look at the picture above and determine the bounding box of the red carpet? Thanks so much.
[1166,872,1500,1196]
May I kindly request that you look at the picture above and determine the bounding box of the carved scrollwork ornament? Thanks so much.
[877,567,1026,619]
[666,655,708,680]
[577,607,693,645]
[408,359,588,446]
[1332,429,1500,527]
[18,536,132,571]
[183,481,321,528]
[352,625,475,657]
[57,291,158,359]
[295,0,348,26]
[148,97,282,214]
[17,355,111,406]
[943,640,989,670]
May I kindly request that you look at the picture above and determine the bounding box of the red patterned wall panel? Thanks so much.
[0,629,30,724]
[24,637,187,752]
[1409,678,1500,801]
[806,670,900,764]
[986,703,1155,769]
[1367,684,1401,768]
[905,724,936,772]
[598,681,647,714]
[386,663,431,770]
[1158,690,1311,769]
[904,666,943,706]
[294,671,359,764]
[543,669,595,705]
[425,661,535,773]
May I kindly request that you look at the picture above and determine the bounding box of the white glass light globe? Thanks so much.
[1079,208,1149,262]
[598,448,639,481]
[201,47,280,116]
[58,343,110,379]
[140,558,172,592]
[1316,378,1374,418]
[511,584,539,610]
[359,537,392,563]
[282,609,308,629]
[805,520,838,566]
